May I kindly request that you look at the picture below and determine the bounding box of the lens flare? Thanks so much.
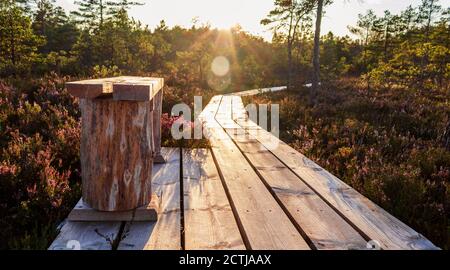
[211,56,230,77]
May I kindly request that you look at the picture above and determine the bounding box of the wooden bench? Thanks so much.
[49,90,439,250]
[66,76,165,214]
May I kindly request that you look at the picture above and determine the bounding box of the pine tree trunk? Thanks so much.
[312,0,324,98]
[425,0,434,43]
[100,0,104,27]
[384,27,389,62]
[286,7,294,90]
[8,11,16,67]
[287,40,293,90]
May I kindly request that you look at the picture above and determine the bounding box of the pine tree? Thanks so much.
[417,0,442,42]
[72,0,109,30]
[32,0,79,53]
[107,0,143,16]
[32,0,55,38]
[375,10,402,62]
[261,0,316,89]
[311,0,324,95]
[348,10,377,64]
[0,0,43,75]
[400,5,418,36]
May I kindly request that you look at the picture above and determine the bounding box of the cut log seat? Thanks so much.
[67,76,165,212]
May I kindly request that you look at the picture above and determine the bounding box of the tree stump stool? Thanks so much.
[66,76,165,218]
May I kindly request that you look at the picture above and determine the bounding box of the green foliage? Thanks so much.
[0,0,286,90]
[71,0,108,29]
[320,33,352,79]
[0,1,44,76]
[32,1,79,54]
[261,0,316,88]
[369,42,449,90]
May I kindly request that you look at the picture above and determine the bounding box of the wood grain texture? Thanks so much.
[200,96,310,250]
[113,77,164,101]
[183,148,245,250]
[230,96,439,250]
[80,99,154,211]
[117,147,181,250]
[66,76,163,100]
[48,221,122,250]
[225,127,368,250]
[66,78,115,99]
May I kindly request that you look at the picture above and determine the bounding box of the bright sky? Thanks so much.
[56,0,445,40]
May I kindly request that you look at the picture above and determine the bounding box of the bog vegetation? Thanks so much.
[0,0,449,249]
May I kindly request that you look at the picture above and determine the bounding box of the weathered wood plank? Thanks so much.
[113,77,164,101]
[67,194,158,222]
[117,147,181,250]
[229,86,287,97]
[66,76,163,100]
[225,127,368,250]
[183,148,245,250]
[48,221,122,250]
[231,96,439,250]
[200,96,310,250]
[66,78,115,99]
[208,138,309,250]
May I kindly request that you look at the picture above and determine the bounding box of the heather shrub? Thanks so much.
[0,75,81,249]
[161,113,210,148]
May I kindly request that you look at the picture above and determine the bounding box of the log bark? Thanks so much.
[152,88,165,163]
[80,98,154,211]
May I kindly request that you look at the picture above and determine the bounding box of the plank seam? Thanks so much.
[180,147,185,250]
[112,222,126,250]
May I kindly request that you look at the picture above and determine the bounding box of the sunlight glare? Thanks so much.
[211,56,230,77]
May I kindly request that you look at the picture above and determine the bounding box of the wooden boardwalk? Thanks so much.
[49,94,439,250]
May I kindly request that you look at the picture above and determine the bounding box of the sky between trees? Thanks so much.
[55,0,427,40]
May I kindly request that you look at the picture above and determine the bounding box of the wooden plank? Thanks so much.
[48,221,122,250]
[66,78,116,99]
[225,128,368,250]
[117,147,181,250]
[230,86,287,97]
[67,194,158,222]
[231,96,439,250]
[200,97,310,250]
[208,136,309,250]
[66,76,163,100]
[183,148,245,250]
[113,77,164,101]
